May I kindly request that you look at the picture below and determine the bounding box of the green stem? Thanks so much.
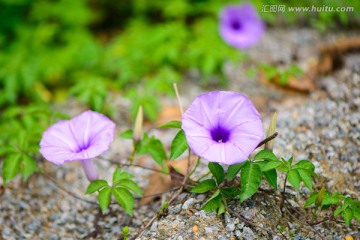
[188,156,200,177]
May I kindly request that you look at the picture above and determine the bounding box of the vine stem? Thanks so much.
[255,132,278,149]
[280,174,288,215]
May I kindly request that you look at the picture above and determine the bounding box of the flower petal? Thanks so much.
[219,3,265,49]
[39,110,115,165]
[182,91,264,165]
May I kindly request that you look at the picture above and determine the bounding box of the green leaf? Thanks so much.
[113,169,134,183]
[21,154,37,181]
[287,169,301,190]
[292,160,315,171]
[85,180,109,194]
[169,130,188,160]
[343,208,353,227]
[278,158,291,172]
[190,179,217,193]
[352,202,360,222]
[112,187,135,216]
[2,153,21,183]
[220,186,241,199]
[148,138,167,166]
[334,207,343,217]
[297,169,313,191]
[322,196,341,206]
[218,201,226,215]
[202,189,222,212]
[119,129,133,139]
[261,160,282,172]
[254,149,278,161]
[263,169,277,189]
[239,161,262,202]
[304,192,319,207]
[159,120,181,129]
[227,162,245,181]
[208,162,224,185]
[115,179,143,197]
[98,187,111,213]
[344,197,351,209]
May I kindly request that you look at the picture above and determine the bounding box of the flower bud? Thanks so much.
[133,106,143,142]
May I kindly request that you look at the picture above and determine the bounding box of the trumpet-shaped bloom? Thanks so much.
[40,110,115,181]
[182,91,263,165]
[219,3,265,49]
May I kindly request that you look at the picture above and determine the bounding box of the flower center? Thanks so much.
[231,20,242,31]
[210,125,230,143]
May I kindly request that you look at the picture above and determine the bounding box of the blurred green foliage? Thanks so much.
[0,0,359,183]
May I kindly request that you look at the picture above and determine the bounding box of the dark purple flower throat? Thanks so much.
[211,125,230,143]
[231,20,242,31]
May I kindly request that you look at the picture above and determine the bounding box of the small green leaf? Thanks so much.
[119,130,133,139]
[254,149,278,161]
[343,208,353,227]
[86,180,109,194]
[297,169,313,191]
[21,154,37,180]
[227,162,245,181]
[263,169,277,189]
[239,161,262,202]
[261,160,282,172]
[2,153,21,183]
[304,192,319,207]
[112,187,135,215]
[148,138,167,166]
[352,202,360,222]
[278,158,291,172]
[98,187,111,213]
[208,162,224,185]
[292,160,315,171]
[344,197,351,209]
[322,196,341,206]
[287,169,301,190]
[191,179,217,193]
[220,186,241,199]
[113,169,134,183]
[115,179,143,197]
[159,120,181,129]
[218,201,226,215]
[170,130,188,160]
[334,207,343,217]
[202,190,222,212]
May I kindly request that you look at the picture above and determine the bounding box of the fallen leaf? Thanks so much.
[156,106,182,126]
[140,156,197,205]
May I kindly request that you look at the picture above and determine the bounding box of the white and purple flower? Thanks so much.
[219,3,265,49]
[40,110,115,181]
[182,91,263,165]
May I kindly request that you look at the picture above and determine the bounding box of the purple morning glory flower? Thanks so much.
[182,91,263,165]
[40,110,116,181]
[219,3,265,49]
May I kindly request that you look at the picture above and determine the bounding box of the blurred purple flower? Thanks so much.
[219,3,265,49]
[182,91,263,165]
[40,110,115,181]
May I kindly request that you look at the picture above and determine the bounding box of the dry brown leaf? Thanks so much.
[156,106,182,126]
[140,156,197,205]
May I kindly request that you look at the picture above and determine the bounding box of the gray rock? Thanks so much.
[242,227,256,240]
[226,223,235,232]
[150,221,158,232]
[182,198,195,210]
